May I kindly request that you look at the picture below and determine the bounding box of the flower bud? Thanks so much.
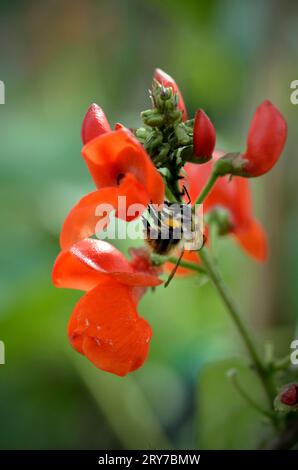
[154,68,187,121]
[212,102,287,178]
[193,109,216,163]
[242,100,287,177]
[175,123,191,146]
[280,384,298,407]
[141,109,165,127]
[81,103,111,144]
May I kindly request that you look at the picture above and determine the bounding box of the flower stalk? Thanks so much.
[198,247,277,414]
[193,171,218,207]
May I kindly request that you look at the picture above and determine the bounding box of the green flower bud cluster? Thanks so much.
[135,81,195,201]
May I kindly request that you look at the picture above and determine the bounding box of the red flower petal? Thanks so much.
[154,68,187,121]
[81,103,111,144]
[53,238,132,291]
[243,100,287,177]
[59,173,149,251]
[68,279,152,376]
[232,219,268,262]
[52,249,106,291]
[193,109,216,162]
[82,128,165,204]
[53,238,162,290]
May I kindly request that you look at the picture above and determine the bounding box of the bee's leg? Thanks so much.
[164,246,185,288]
[148,203,162,227]
[182,185,191,205]
[142,215,151,229]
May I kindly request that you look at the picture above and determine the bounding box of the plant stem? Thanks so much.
[165,186,177,203]
[227,369,276,420]
[266,417,298,450]
[151,253,206,275]
[193,171,218,207]
[199,247,277,417]
[273,355,291,371]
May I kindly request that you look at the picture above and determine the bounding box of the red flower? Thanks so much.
[81,103,111,144]
[280,384,298,407]
[154,68,187,121]
[60,127,165,251]
[184,153,267,261]
[52,238,162,376]
[193,109,216,163]
[242,100,287,177]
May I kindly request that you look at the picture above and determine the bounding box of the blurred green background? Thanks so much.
[0,0,297,450]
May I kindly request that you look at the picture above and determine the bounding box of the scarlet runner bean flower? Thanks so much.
[193,109,216,163]
[166,152,267,275]
[185,154,268,261]
[53,69,297,444]
[81,103,111,144]
[60,107,165,251]
[215,100,287,178]
[243,100,287,177]
[52,238,162,376]
[154,69,216,161]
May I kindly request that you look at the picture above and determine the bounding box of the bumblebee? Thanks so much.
[142,188,203,286]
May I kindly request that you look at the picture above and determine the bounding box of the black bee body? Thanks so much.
[143,200,192,256]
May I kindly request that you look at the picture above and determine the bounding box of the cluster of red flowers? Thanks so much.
[52,69,287,376]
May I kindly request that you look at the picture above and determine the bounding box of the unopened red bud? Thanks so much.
[280,384,298,407]
[242,100,287,177]
[193,109,216,163]
[81,103,111,144]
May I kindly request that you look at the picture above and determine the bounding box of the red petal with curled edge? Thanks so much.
[81,103,111,144]
[82,128,165,204]
[53,238,132,291]
[154,68,187,121]
[243,100,287,177]
[59,173,149,251]
[53,238,162,291]
[193,109,216,162]
[68,279,152,376]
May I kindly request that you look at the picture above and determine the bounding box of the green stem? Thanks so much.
[273,355,291,371]
[151,253,206,275]
[193,171,218,207]
[199,247,277,417]
[227,369,276,420]
[165,186,177,203]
